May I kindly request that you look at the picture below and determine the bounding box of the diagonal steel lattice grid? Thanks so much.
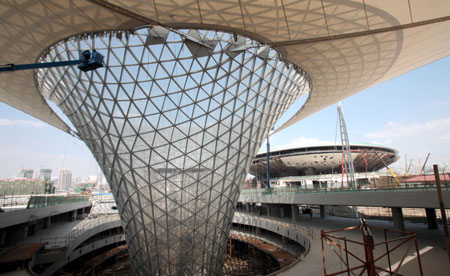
[36,26,311,276]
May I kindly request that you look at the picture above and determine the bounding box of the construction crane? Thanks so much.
[406,153,430,176]
[420,153,431,175]
[406,158,422,176]
[374,151,401,188]
[406,161,413,176]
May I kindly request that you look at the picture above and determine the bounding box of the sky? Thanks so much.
[1,56,450,179]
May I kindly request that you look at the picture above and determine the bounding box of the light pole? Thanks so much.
[266,134,270,188]
[266,128,274,188]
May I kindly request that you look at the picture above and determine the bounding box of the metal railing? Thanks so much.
[40,235,72,248]
[27,194,90,209]
[41,214,120,248]
[234,211,317,241]
[240,182,450,196]
[66,214,120,242]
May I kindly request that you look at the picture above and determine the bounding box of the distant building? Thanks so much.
[251,143,398,178]
[17,168,33,179]
[58,169,72,191]
[0,178,54,195]
[73,176,82,186]
[87,175,98,186]
[73,182,95,194]
[38,168,52,182]
[98,174,108,190]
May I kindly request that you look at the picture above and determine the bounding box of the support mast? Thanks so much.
[337,102,356,189]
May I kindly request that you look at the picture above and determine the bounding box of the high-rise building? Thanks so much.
[97,173,108,190]
[38,168,52,182]
[0,178,54,195]
[17,168,33,179]
[73,176,82,186]
[87,175,98,186]
[58,169,72,191]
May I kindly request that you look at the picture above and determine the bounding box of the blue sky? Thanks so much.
[1,56,450,178]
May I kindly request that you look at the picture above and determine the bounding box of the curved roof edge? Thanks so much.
[2,1,450,134]
[257,142,398,157]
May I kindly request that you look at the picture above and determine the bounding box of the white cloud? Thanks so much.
[290,136,324,145]
[0,119,12,126]
[0,118,45,127]
[438,133,450,141]
[365,118,450,140]
[285,136,335,148]
[364,117,450,173]
[427,100,450,106]
[259,136,334,154]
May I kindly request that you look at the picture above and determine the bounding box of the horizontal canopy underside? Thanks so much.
[1,0,450,133]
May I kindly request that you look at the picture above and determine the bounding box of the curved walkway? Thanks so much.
[240,212,449,276]
[15,205,450,275]
[239,186,450,208]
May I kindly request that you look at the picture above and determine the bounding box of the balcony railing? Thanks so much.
[240,182,450,196]
[27,194,90,209]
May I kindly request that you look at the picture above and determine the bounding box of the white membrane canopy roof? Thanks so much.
[1,0,450,133]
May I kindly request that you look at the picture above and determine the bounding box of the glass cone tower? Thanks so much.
[37,26,311,275]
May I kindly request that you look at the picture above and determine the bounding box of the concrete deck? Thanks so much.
[17,220,83,247]
[0,201,91,229]
[239,189,450,209]
[273,213,450,276]
[7,206,449,275]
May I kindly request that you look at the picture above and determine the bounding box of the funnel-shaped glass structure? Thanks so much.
[36,27,310,275]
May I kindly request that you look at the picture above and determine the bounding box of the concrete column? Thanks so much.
[265,205,272,217]
[44,216,51,229]
[250,203,254,213]
[320,205,326,219]
[269,205,281,217]
[8,224,28,244]
[71,210,77,220]
[281,235,287,246]
[425,208,438,229]
[392,207,405,231]
[280,206,285,218]
[291,204,297,223]
[0,230,6,245]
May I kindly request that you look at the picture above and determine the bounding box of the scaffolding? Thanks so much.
[321,219,423,276]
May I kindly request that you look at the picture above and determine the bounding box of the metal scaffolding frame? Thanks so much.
[321,219,423,276]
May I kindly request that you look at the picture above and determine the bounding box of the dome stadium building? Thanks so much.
[249,142,399,189]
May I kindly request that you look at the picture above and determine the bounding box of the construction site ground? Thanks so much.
[277,213,450,276]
